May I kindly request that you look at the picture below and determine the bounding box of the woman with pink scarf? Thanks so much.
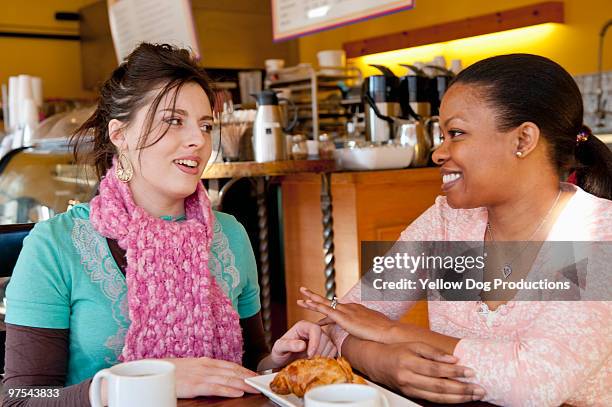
[299,54,612,406]
[4,43,336,406]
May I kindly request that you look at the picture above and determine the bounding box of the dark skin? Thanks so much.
[298,83,575,404]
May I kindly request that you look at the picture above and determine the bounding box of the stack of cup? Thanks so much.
[1,74,42,154]
[317,50,346,75]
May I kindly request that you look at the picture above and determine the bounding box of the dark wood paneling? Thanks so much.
[343,2,564,58]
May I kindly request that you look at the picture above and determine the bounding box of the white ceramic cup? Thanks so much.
[304,384,388,407]
[89,360,176,407]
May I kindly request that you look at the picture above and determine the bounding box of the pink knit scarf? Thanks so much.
[89,163,243,363]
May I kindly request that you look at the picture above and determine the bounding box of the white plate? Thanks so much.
[245,372,421,407]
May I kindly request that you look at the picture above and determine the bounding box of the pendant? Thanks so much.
[502,264,512,279]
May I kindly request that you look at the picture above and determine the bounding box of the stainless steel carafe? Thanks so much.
[398,64,432,119]
[251,90,297,163]
[426,65,454,116]
[362,65,400,143]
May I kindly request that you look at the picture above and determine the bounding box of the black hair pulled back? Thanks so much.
[450,53,612,200]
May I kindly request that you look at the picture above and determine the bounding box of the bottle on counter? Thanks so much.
[318,133,335,160]
[290,134,308,160]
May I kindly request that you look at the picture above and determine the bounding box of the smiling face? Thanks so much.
[110,81,214,205]
[432,83,523,209]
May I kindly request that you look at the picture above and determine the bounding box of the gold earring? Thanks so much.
[515,151,523,158]
[115,152,133,183]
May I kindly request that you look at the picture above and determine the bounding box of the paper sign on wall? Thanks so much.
[272,0,414,41]
[107,0,200,63]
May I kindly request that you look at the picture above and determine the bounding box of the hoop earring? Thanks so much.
[515,151,523,158]
[116,152,134,183]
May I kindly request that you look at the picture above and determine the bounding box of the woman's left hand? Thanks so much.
[297,287,395,343]
[259,320,337,370]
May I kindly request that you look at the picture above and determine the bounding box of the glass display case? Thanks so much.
[0,138,97,225]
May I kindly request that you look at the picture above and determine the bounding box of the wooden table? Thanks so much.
[178,394,274,406]
[177,393,497,406]
[201,160,337,347]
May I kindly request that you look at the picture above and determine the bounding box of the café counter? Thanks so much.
[201,163,441,330]
[280,167,441,327]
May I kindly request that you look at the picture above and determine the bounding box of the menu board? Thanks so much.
[272,0,414,41]
[107,0,200,63]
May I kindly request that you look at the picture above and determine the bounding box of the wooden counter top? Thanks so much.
[283,166,442,184]
[200,160,443,182]
[201,160,336,179]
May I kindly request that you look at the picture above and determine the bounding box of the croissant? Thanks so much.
[270,357,366,397]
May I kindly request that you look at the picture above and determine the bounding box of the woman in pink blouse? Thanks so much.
[299,54,612,406]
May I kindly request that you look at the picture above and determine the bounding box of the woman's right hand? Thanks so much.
[364,341,486,404]
[163,357,260,398]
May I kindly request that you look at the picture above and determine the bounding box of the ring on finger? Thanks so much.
[330,296,338,310]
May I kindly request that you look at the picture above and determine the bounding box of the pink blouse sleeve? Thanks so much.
[331,200,446,351]
[453,301,612,406]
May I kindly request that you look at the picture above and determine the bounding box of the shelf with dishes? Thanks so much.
[266,64,361,86]
[266,64,363,140]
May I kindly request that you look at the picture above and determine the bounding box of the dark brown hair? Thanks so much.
[449,53,612,200]
[72,43,214,180]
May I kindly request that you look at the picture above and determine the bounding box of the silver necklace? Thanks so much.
[486,190,562,279]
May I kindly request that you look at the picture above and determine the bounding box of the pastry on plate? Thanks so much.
[270,356,366,397]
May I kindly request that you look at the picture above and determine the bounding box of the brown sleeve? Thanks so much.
[1,238,127,407]
[2,323,91,407]
[240,312,270,371]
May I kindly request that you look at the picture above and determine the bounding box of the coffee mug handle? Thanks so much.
[89,368,110,407]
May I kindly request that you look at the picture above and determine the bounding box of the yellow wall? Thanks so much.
[0,0,296,100]
[2,0,610,101]
[298,0,612,76]
[0,0,97,100]
[192,1,299,69]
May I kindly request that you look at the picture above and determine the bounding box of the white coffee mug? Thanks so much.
[304,383,388,407]
[89,360,176,407]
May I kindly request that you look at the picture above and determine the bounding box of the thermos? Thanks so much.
[362,65,400,143]
[251,90,297,163]
[427,65,454,117]
[362,63,444,167]
[399,64,431,119]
